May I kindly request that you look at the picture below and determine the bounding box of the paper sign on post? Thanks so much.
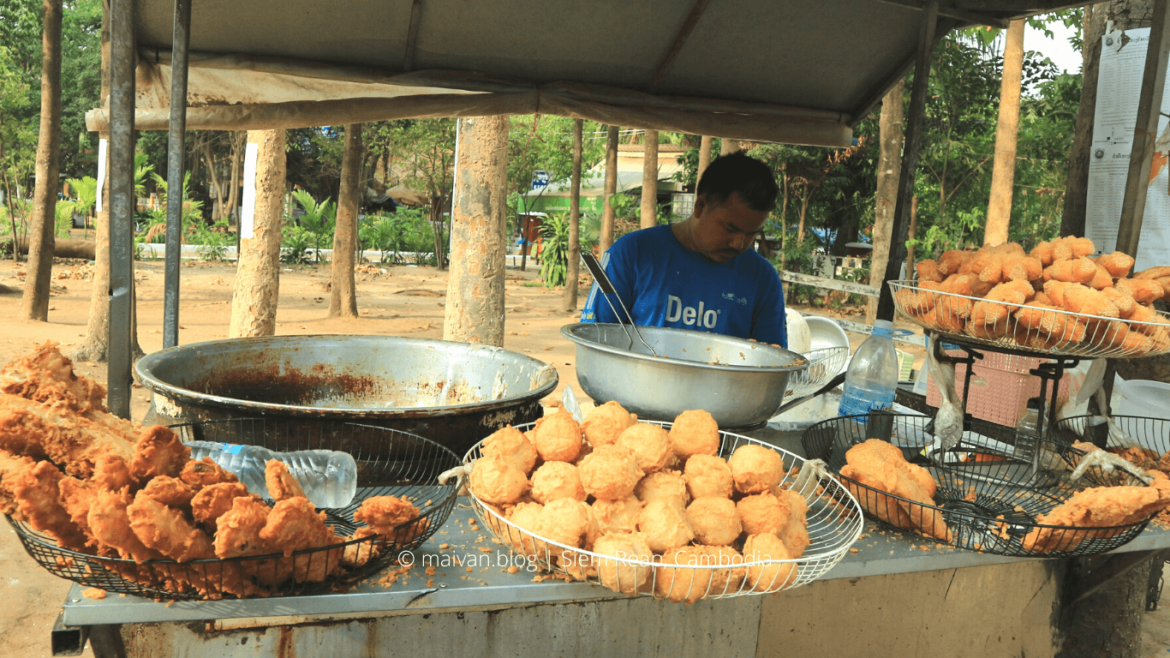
[240,142,259,239]
[95,139,107,212]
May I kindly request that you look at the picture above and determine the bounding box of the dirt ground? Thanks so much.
[0,254,1167,656]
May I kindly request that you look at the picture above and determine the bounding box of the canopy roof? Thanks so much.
[88,0,1087,147]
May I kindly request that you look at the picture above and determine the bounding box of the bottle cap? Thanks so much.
[1026,397,1041,410]
[874,320,894,331]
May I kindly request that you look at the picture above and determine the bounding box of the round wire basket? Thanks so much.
[888,280,1170,359]
[462,421,864,601]
[1054,415,1170,487]
[801,413,1156,557]
[784,346,849,400]
[10,418,460,600]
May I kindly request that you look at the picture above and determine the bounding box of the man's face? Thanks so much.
[689,192,768,263]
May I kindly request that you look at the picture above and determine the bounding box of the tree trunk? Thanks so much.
[1062,4,1110,238]
[697,135,714,187]
[600,125,619,255]
[984,19,1026,247]
[329,124,361,318]
[20,0,63,322]
[225,132,244,226]
[202,143,224,221]
[229,130,286,337]
[779,165,788,270]
[867,78,906,324]
[719,138,740,156]
[641,129,658,229]
[72,8,111,363]
[443,116,508,347]
[564,119,583,311]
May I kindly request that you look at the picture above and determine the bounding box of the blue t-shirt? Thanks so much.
[581,225,787,347]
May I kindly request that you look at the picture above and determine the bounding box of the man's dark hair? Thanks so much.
[696,151,779,212]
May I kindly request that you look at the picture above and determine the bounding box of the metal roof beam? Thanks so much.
[875,0,1008,28]
[402,0,424,73]
[648,0,713,93]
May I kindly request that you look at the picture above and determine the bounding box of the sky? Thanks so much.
[1024,20,1082,75]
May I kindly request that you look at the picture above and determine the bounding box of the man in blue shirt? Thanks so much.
[581,152,787,347]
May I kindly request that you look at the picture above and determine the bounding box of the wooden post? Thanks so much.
[697,135,713,185]
[329,123,361,318]
[719,137,740,155]
[1116,0,1170,258]
[905,196,918,278]
[874,1,939,322]
[984,18,1025,247]
[564,119,583,311]
[229,130,285,338]
[641,129,659,229]
[600,125,618,254]
[866,78,905,325]
[444,116,508,347]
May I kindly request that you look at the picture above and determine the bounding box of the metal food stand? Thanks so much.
[66,0,1170,656]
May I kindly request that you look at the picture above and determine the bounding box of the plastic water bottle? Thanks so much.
[838,320,899,418]
[185,442,358,509]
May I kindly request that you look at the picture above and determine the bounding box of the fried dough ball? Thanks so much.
[481,426,537,475]
[592,532,653,595]
[686,496,741,546]
[634,470,690,508]
[1052,236,1096,261]
[637,498,695,553]
[1030,240,1056,266]
[744,533,796,593]
[669,410,720,459]
[706,545,747,595]
[937,250,973,276]
[504,501,546,557]
[737,493,788,536]
[1002,256,1043,282]
[616,423,672,474]
[1102,287,1138,318]
[577,445,644,501]
[529,461,586,504]
[727,445,785,495]
[538,498,599,551]
[592,495,643,535]
[469,454,527,505]
[916,260,943,283]
[655,546,714,603]
[532,410,583,463]
[775,489,811,558]
[581,401,637,447]
[684,454,734,499]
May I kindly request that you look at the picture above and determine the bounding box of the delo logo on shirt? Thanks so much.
[665,295,720,329]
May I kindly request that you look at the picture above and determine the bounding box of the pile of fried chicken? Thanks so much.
[0,342,419,599]
[839,439,950,541]
[468,403,811,602]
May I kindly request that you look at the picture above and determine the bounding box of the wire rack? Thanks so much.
[1054,415,1170,487]
[10,419,460,600]
[888,280,1170,359]
[801,414,1156,558]
[463,421,864,601]
[784,346,849,400]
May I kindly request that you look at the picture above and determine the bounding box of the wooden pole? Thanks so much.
[875,1,939,322]
[866,78,905,325]
[1116,0,1170,258]
[564,119,583,311]
[600,125,618,254]
[641,128,659,229]
[984,18,1025,247]
[697,135,713,185]
[229,130,286,338]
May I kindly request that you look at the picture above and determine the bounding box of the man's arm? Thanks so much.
[750,266,788,348]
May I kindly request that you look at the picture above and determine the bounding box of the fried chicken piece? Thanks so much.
[88,488,163,563]
[130,425,190,483]
[727,445,785,495]
[179,457,239,490]
[1108,446,1160,471]
[127,492,215,562]
[840,439,947,540]
[469,454,528,505]
[0,342,106,414]
[139,476,196,510]
[637,498,695,553]
[10,460,89,551]
[353,495,421,537]
[0,449,35,515]
[340,527,381,569]
[213,496,272,559]
[1023,481,1170,553]
[669,410,720,459]
[592,532,653,595]
[190,482,251,532]
[264,460,306,502]
[0,393,134,477]
[578,445,644,501]
[529,461,586,504]
[257,497,346,584]
[92,454,135,493]
[581,401,637,448]
[480,425,537,475]
[58,476,100,550]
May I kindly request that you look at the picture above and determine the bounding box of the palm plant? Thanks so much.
[292,189,335,263]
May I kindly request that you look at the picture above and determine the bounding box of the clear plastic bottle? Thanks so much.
[185,442,358,509]
[837,320,899,418]
[1016,398,1043,437]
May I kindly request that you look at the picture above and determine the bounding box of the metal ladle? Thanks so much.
[582,252,659,357]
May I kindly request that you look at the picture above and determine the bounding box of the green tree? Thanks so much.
[292,188,335,263]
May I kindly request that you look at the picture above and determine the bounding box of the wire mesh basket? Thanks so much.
[889,280,1170,359]
[1054,415,1170,487]
[802,413,1156,557]
[463,421,864,601]
[10,419,460,600]
[784,346,849,400]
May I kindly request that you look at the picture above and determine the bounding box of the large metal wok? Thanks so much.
[135,335,558,455]
[561,323,807,430]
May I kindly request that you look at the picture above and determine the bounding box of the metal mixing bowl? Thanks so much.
[561,323,808,429]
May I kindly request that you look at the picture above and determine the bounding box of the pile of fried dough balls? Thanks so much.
[899,236,1170,355]
[468,402,811,602]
